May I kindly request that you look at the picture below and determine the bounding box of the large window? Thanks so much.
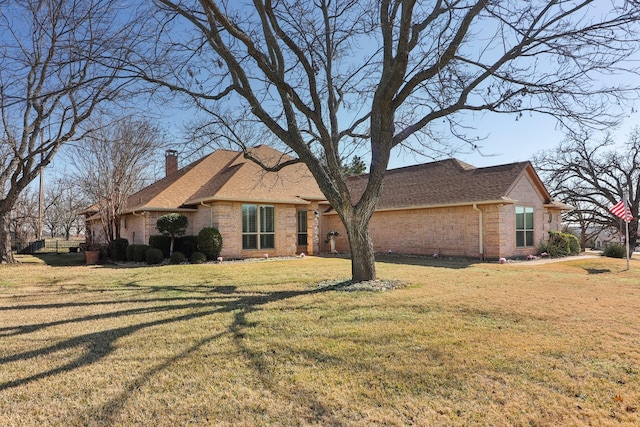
[297,210,308,246]
[516,206,534,247]
[242,204,275,250]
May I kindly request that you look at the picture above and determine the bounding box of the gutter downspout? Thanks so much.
[200,201,213,227]
[131,211,146,244]
[473,204,484,260]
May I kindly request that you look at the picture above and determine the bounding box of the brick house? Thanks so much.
[321,158,572,259]
[115,145,327,258]
[88,147,570,260]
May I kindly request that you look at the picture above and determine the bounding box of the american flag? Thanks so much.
[609,200,633,222]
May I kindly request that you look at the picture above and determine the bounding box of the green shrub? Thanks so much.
[133,244,149,262]
[156,213,189,255]
[170,251,186,264]
[190,251,207,264]
[176,235,198,258]
[197,227,223,260]
[603,243,626,258]
[545,230,581,257]
[149,235,172,258]
[111,238,129,261]
[146,247,164,265]
[537,241,548,256]
[126,244,137,262]
[567,233,580,255]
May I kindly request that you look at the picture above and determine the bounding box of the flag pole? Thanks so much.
[624,195,630,271]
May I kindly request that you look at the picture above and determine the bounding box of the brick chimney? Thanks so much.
[165,150,178,177]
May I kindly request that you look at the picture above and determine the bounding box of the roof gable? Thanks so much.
[184,145,324,204]
[124,145,324,212]
[347,158,550,209]
[124,150,239,211]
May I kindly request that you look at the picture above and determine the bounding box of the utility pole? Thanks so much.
[38,136,44,241]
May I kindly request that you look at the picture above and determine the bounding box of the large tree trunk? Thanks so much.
[347,227,376,282]
[627,221,638,253]
[0,209,16,264]
[342,210,376,282]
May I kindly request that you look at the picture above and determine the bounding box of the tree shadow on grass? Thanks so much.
[316,253,480,269]
[227,309,344,425]
[0,281,338,423]
[584,268,611,274]
[15,253,86,266]
[374,253,480,269]
[86,287,340,425]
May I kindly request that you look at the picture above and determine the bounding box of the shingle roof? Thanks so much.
[124,146,551,214]
[346,158,549,209]
[123,145,324,212]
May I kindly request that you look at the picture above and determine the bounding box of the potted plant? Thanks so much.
[325,230,340,254]
[81,241,102,265]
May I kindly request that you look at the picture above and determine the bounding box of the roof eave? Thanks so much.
[322,198,518,214]
[544,201,575,211]
[122,206,198,215]
[185,196,312,206]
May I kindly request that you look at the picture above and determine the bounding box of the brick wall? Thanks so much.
[505,174,546,258]
[120,214,146,245]
[322,205,481,257]
[306,203,321,255]
[202,201,307,258]
[120,203,310,258]
[317,172,562,259]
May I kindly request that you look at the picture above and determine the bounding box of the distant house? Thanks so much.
[84,147,572,260]
[568,225,625,250]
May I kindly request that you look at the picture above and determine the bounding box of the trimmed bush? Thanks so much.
[126,244,137,262]
[567,233,580,255]
[149,235,199,258]
[133,244,149,263]
[146,247,164,265]
[111,238,129,261]
[149,235,172,258]
[170,251,186,264]
[190,251,207,264]
[197,227,223,260]
[603,243,626,258]
[176,235,198,258]
[156,213,189,255]
[545,230,581,257]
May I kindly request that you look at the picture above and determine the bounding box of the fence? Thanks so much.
[16,239,85,255]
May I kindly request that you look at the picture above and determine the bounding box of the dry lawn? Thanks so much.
[0,253,639,426]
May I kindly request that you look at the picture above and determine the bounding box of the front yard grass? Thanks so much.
[1,254,639,426]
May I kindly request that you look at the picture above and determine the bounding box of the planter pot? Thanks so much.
[85,250,100,265]
[329,236,337,253]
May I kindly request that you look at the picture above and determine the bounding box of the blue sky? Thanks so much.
[153,108,640,173]
[401,110,640,169]
[47,1,640,175]
[157,103,640,172]
[145,1,640,172]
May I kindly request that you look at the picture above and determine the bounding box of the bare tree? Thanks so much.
[9,187,39,249]
[43,176,89,239]
[143,0,640,281]
[70,116,166,244]
[561,200,609,250]
[0,0,148,263]
[534,129,640,251]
